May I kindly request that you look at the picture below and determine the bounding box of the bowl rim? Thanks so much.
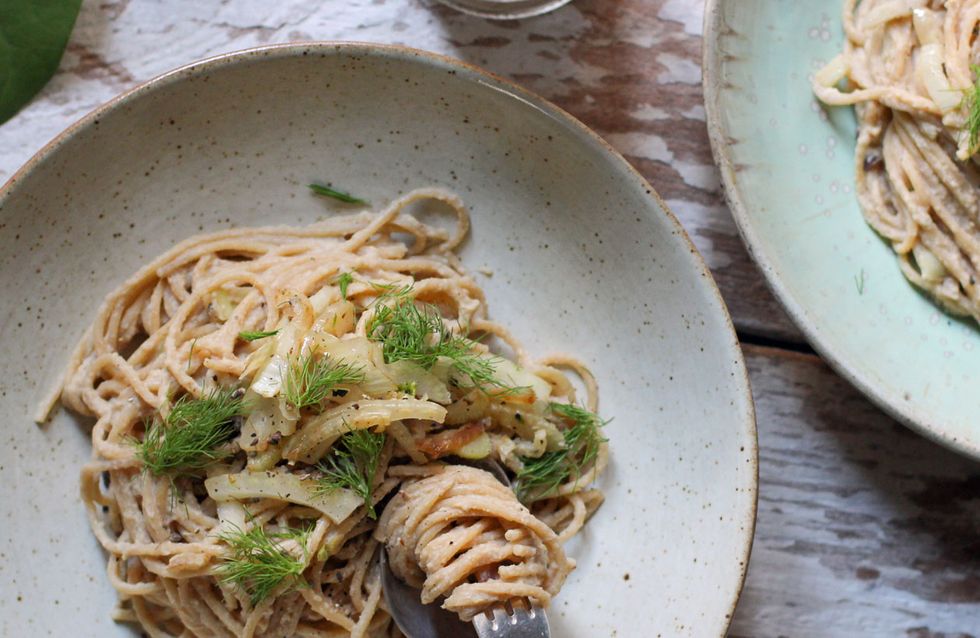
[701,0,976,459]
[1,40,758,633]
[434,0,574,20]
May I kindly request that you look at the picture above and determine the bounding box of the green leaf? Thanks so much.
[216,521,311,605]
[315,429,386,519]
[366,287,521,394]
[136,387,247,477]
[335,271,354,300]
[282,352,365,411]
[308,183,368,205]
[965,65,980,155]
[0,0,82,125]
[514,403,607,503]
[238,329,279,342]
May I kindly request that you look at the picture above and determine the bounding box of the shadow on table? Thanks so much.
[731,347,980,635]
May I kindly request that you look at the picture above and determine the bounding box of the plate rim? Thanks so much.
[1,40,758,634]
[702,0,977,460]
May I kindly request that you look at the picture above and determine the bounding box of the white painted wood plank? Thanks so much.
[733,345,980,637]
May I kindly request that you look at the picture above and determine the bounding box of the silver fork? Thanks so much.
[471,604,550,638]
[380,457,551,638]
[380,540,553,638]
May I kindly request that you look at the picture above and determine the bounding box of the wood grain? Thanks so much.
[3,1,976,635]
[0,0,801,342]
[734,344,980,637]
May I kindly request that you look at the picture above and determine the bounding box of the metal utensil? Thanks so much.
[435,0,573,20]
[380,549,477,638]
[379,458,551,638]
[472,605,550,638]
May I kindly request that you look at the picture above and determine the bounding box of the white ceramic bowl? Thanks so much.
[0,43,756,636]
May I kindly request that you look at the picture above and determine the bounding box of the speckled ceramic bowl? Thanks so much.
[0,43,756,636]
[703,2,980,459]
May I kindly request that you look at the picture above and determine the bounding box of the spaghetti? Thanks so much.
[378,464,573,621]
[45,188,609,637]
[813,0,980,321]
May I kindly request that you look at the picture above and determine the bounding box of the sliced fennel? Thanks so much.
[282,398,447,463]
[213,500,247,539]
[910,9,959,111]
[237,396,297,452]
[247,447,283,472]
[490,358,551,402]
[865,0,925,28]
[240,337,276,384]
[313,300,357,339]
[211,286,249,322]
[912,244,947,282]
[205,469,361,524]
[317,336,396,396]
[247,321,302,398]
[456,432,492,459]
[916,44,960,112]
[912,7,942,45]
[252,355,287,398]
[317,336,454,402]
[385,359,450,404]
[490,402,564,452]
[444,388,490,425]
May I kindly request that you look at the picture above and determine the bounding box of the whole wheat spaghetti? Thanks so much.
[813,0,980,321]
[378,464,573,621]
[44,188,609,637]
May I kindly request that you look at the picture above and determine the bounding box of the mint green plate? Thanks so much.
[704,1,980,458]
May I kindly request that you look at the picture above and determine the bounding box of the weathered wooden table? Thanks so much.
[3,1,978,635]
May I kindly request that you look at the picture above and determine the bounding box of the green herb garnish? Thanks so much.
[216,522,311,605]
[282,352,365,411]
[367,288,517,393]
[137,388,246,477]
[335,272,354,300]
[309,183,368,205]
[514,403,607,503]
[239,329,279,342]
[854,269,866,295]
[369,281,414,296]
[966,65,980,154]
[315,429,386,519]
